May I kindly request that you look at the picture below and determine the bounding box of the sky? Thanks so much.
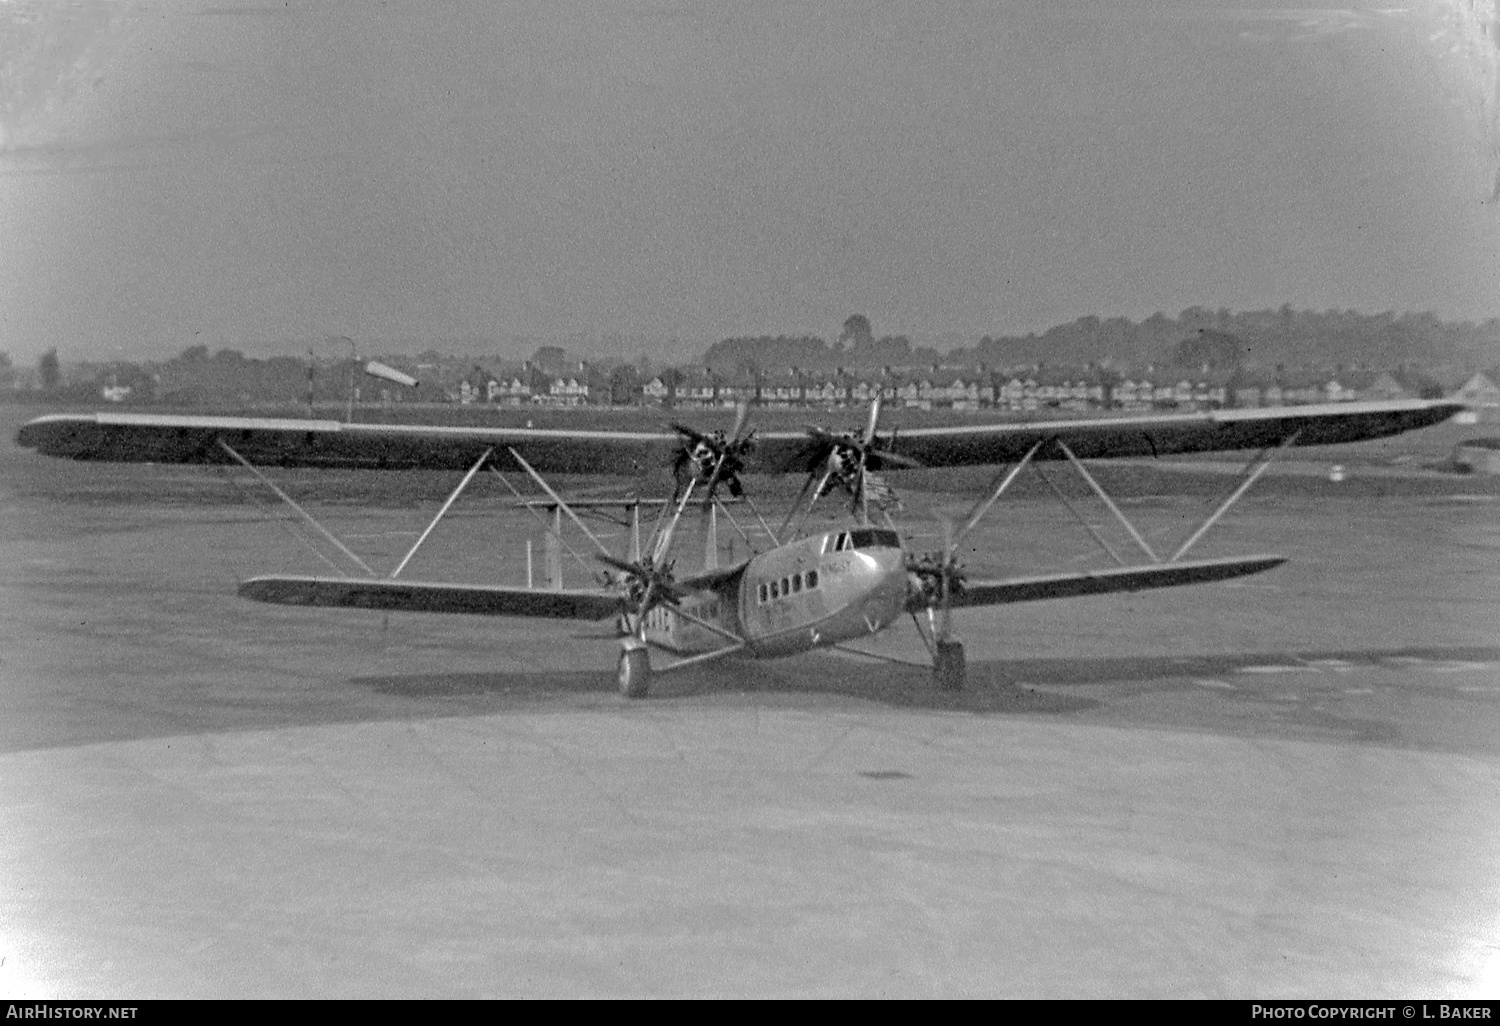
[2,0,1498,366]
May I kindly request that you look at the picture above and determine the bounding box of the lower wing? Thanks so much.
[239,575,624,620]
[910,554,1286,612]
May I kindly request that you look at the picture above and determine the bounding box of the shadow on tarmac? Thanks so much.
[351,644,1500,715]
[356,657,1099,714]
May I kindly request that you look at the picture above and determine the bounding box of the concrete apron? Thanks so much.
[3,703,1497,999]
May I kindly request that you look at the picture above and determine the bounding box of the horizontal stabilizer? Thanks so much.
[239,575,624,620]
[913,554,1286,612]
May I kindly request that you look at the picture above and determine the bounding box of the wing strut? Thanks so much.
[487,469,615,586]
[505,447,616,559]
[217,438,376,576]
[1169,430,1299,562]
[904,427,1305,690]
[1032,464,1129,566]
[959,439,1046,540]
[390,448,493,578]
[1055,441,1159,563]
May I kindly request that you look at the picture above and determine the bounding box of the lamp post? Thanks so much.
[308,335,359,422]
[338,336,357,423]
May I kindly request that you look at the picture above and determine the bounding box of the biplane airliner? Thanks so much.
[17,397,1462,697]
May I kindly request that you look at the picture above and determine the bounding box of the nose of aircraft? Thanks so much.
[858,546,910,631]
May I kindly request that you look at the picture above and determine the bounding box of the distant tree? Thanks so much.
[1168,329,1249,372]
[856,334,913,368]
[609,364,642,406]
[840,314,873,351]
[703,335,830,376]
[1092,363,1124,408]
[530,346,568,375]
[1178,306,1214,332]
[733,357,761,403]
[38,348,61,390]
[659,366,684,409]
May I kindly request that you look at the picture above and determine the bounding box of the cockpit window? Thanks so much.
[848,528,901,550]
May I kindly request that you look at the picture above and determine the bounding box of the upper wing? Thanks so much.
[910,554,1287,613]
[239,575,625,620]
[864,399,1463,467]
[16,399,1462,474]
[15,411,684,473]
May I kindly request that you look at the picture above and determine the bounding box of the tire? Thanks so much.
[934,638,966,691]
[617,644,651,699]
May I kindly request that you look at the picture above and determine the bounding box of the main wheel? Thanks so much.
[934,637,966,691]
[617,643,652,699]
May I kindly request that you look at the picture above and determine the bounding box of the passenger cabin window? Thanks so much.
[848,528,901,550]
[760,569,822,604]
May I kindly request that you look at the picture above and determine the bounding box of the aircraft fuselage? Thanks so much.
[641,526,910,659]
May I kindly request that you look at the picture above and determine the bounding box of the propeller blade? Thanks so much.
[874,449,923,470]
[595,553,685,604]
[728,401,751,443]
[669,422,709,445]
[595,552,638,575]
[862,397,882,447]
[699,453,729,510]
[778,468,821,539]
[779,431,830,474]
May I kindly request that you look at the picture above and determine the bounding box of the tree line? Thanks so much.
[8,306,1496,406]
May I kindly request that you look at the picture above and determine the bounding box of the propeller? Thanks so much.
[906,456,1037,643]
[670,401,756,507]
[906,514,967,642]
[595,550,685,639]
[506,445,687,638]
[783,398,922,519]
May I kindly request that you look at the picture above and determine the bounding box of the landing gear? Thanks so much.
[617,638,652,699]
[934,637,966,691]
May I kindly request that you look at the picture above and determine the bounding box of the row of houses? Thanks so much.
[462,363,1499,412]
[48,353,1494,412]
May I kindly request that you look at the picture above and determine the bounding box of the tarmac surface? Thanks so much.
[2,438,1499,997]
